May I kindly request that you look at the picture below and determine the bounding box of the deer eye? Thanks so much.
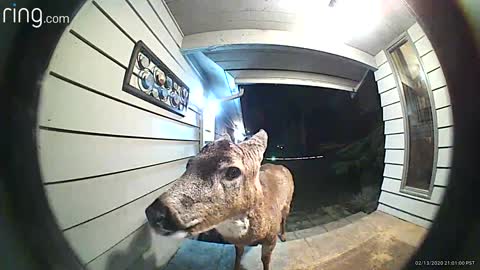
[225,167,241,180]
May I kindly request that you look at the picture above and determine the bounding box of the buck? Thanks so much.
[145,130,294,270]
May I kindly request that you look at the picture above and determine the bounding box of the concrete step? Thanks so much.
[286,211,368,241]
[286,204,357,232]
[162,211,426,270]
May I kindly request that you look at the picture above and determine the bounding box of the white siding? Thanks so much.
[414,36,433,56]
[374,62,392,81]
[44,34,199,127]
[378,192,439,221]
[385,134,405,149]
[378,204,431,228]
[434,168,450,187]
[383,164,403,179]
[85,224,181,270]
[71,2,133,65]
[433,87,451,108]
[406,22,425,42]
[377,74,397,93]
[437,106,454,127]
[39,130,197,183]
[427,68,447,90]
[94,0,181,78]
[438,127,454,147]
[63,185,170,263]
[38,1,201,268]
[382,102,403,120]
[421,51,440,73]
[147,0,184,46]
[45,159,188,230]
[374,23,454,228]
[384,118,404,134]
[375,50,388,67]
[127,0,190,69]
[85,224,152,270]
[381,178,446,205]
[380,88,400,107]
[385,150,404,164]
[437,148,453,167]
[39,76,200,135]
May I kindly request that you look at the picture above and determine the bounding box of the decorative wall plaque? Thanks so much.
[123,41,190,116]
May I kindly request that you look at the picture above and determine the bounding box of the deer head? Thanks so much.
[145,129,268,237]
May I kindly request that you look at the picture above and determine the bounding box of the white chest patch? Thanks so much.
[216,216,250,239]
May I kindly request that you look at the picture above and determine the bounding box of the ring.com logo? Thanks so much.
[2,2,70,28]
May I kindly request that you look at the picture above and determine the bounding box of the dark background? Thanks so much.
[240,72,385,213]
[241,72,381,156]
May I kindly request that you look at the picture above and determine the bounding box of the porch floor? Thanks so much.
[163,211,427,270]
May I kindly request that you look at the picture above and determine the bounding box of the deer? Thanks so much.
[145,129,294,270]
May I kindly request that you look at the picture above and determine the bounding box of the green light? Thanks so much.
[271,156,276,161]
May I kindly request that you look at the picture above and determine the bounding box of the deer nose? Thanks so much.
[145,199,180,234]
[146,199,166,224]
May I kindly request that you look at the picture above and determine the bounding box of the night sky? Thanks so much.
[240,72,381,158]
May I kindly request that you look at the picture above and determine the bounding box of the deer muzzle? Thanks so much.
[145,198,182,236]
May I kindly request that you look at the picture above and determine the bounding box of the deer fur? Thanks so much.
[145,130,294,270]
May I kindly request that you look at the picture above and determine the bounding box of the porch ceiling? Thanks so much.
[166,0,415,56]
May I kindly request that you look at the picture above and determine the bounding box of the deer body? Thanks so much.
[145,130,294,270]
[222,163,294,269]
[218,164,293,242]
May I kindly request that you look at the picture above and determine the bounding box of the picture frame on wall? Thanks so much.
[122,41,190,117]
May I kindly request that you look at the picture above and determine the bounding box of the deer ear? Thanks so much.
[216,133,232,142]
[239,129,268,161]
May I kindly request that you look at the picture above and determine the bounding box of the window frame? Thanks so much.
[385,33,439,199]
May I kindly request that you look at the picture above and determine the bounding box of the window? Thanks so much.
[389,38,436,196]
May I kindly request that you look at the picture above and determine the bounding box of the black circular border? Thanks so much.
[1,1,479,269]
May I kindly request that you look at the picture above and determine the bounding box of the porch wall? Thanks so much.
[374,23,454,227]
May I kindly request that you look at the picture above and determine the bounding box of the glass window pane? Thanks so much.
[390,40,434,191]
